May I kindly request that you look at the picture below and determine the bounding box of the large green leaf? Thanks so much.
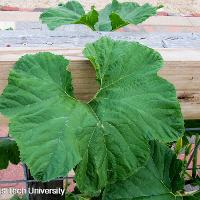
[0,53,89,181]
[75,38,184,194]
[40,0,160,31]
[95,0,159,31]
[83,37,184,142]
[40,1,98,30]
[0,37,184,195]
[103,141,184,200]
[0,139,20,169]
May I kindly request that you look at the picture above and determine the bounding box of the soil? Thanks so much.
[0,0,200,15]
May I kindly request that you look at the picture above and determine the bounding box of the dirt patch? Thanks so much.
[0,0,200,15]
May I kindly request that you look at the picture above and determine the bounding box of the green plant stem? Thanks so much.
[192,134,200,179]
[187,148,195,168]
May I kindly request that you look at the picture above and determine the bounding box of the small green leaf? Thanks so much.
[77,7,98,31]
[109,13,128,31]
[40,1,98,30]
[103,140,184,200]
[175,137,183,154]
[94,0,120,31]
[0,139,20,169]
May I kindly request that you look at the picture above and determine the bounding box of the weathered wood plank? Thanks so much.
[1,11,199,33]
[0,47,200,124]
[0,11,40,22]
[0,30,200,48]
[0,11,194,27]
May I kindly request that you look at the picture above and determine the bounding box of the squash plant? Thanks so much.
[0,36,186,199]
[0,1,199,199]
[40,0,163,31]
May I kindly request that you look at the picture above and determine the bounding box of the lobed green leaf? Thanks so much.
[40,1,98,30]
[95,0,158,31]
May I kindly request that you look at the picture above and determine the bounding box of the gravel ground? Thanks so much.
[0,0,200,15]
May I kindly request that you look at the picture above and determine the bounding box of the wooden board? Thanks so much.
[1,11,199,33]
[0,47,200,131]
[0,11,41,22]
[0,30,199,48]
[0,11,195,27]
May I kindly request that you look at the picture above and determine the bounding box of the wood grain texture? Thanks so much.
[0,11,40,22]
[0,47,200,132]
[0,30,199,48]
[0,11,195,27]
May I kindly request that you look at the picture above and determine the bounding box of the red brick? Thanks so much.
[0,125,8,137]
[157,12,169,16]
[0,163,25,189]
[0,6,32,12]
[191,13,200,17]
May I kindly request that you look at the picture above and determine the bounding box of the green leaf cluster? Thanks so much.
[40,0,161,31]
